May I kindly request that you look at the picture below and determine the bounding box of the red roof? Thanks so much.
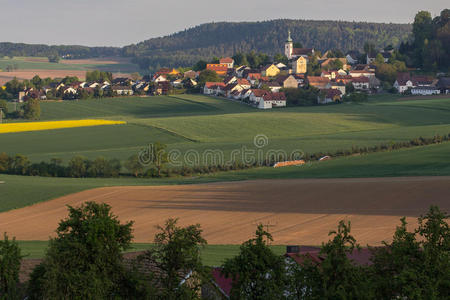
[211,268,233,297]
[205,82,226,88]
[251,89,269,97]
[326,89,342,98]
[263,92,286,101]
[247,73,262,80]
[219,57,234,64]
[236,78,250,86]
[206,64,228,74]
[286,246,375,266]
[352,76,369,83]
[292,48,314,56]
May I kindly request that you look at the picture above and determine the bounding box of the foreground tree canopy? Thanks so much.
[1,203,448,299]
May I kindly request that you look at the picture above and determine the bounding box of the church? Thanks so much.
[284,31,314,74]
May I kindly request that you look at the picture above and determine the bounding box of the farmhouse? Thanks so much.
[112,86,134,95]
[351,76,370,91]
[292,56,307,74]
[203,82,226,95]
[318,89,342,104]
[258,92,286,109]
[411,86,440,96]
[261,64,280,77]
[206,64,229,76]
[277,75,298,89]
[219,57,235,68]
[307,76,330,90]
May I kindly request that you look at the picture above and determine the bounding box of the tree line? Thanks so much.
[123,19,410,70]
[1,133,449,179]
[1,202,448,299]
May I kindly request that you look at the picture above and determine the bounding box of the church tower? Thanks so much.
[285,30,293,60]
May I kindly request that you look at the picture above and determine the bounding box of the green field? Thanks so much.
[17,241,285,266]
[1,141,449,213]
[0,94,449,212]
[0,56,139,73]
[1,94,449,164]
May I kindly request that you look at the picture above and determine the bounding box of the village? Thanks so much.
[6,31,450,110]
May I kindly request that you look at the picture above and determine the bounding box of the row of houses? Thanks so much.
[17,71,201,101]
[394,73,450,95]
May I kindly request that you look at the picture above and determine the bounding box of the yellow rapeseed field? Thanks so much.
[0,119,126,134]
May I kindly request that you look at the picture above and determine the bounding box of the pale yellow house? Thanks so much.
[293,56,307,74]
[262,64,280,77]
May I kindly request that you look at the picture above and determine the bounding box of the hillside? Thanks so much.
[123,19,411,69]
[1,19,411,70]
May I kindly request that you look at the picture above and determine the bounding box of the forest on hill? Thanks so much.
[123,19,411,69]
[0,19,411,70]
[0,42,121,59]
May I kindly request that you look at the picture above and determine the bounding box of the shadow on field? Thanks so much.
[133,177,450,217]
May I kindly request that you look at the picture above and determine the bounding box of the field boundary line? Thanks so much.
[128,122,199,143]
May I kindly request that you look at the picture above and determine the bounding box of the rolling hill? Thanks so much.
[1,19,411,70]
[123,19,411,69]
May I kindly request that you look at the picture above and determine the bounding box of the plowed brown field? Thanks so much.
[1,177,449,245]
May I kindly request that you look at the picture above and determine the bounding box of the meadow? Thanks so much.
[1,141,449,213]
[0,94,449,165]
[17,241,285,266]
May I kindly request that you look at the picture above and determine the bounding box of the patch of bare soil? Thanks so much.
[1,177,449,246]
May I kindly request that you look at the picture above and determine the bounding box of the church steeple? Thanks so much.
[285,30,293,59]
[286,30,293,43]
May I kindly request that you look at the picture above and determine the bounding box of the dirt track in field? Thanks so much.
[1,177,449,245]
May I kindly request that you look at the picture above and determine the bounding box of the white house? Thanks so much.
[203,82,226,95]
[112,86,133,95]
[352,76,370,91]
[411,86,440,96]
[153,75,168,83]
[394,74,415,93]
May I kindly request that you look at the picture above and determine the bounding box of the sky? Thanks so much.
[0,0,448,47]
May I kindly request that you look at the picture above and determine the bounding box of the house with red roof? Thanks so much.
[206,64,229,76]
[351,76,370,91]
[307,76,331,90]
[203,82,226,95]
[219,57,235,68]
[318,89,342,104]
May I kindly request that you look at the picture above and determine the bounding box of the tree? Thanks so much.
[221,225,286,299]
[68,155,88,177]
[23,98,40,120]
[10,154,30,175]
[47,54,60,63]
[143,218,207,299]
[0,233,23,299]
[364,42,376,57]
[0,100,7,116]
[345,82,355,94]
[317,221,373,299]
[28,202,134,299]
[125,154,144,177]
[273,53,288,65]
[193,60,207,71]
[371,206,450,299]
[375,53,385,65]
[149,142,169,177]
[0,152,9,173]
[198,69,221,85]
